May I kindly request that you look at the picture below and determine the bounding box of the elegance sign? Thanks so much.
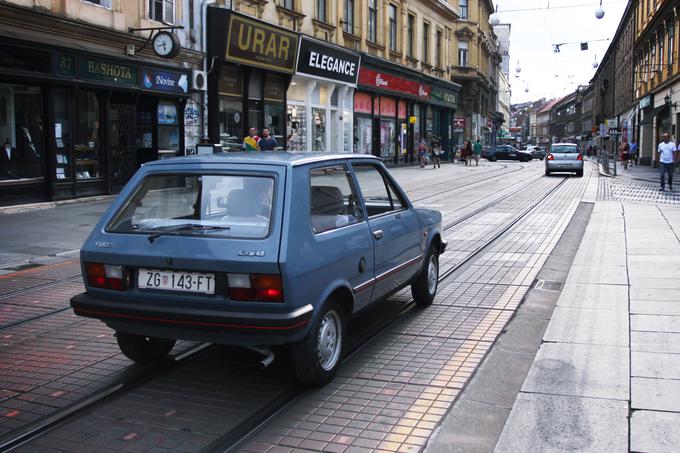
[225,14,298,73]
[358,68,430,100]
[296,37,360,85]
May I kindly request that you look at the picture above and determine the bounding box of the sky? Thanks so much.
[497,0,629,105]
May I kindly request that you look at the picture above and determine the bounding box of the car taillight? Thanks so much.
[547,154,554,160]
[227,274,283,302]
[85,262,127,291]
[577,153,583,160]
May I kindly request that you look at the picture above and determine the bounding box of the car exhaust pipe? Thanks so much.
[246,346,275,369]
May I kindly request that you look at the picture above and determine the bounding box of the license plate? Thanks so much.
[138,269,215,294]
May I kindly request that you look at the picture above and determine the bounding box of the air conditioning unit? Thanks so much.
[191,70,207,91]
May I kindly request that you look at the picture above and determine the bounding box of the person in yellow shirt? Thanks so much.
[243,127,260,151]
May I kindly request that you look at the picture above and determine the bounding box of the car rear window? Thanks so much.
[107,174,274,239]
[551,145,580,154]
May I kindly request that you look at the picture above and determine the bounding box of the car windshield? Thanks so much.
[551,145,579,154]
[107,174,274,239]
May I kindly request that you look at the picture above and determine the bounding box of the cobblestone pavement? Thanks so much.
[598,163,680,205]
[0,161,592,452]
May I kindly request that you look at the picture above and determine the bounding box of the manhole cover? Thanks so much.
[535,279,563,291]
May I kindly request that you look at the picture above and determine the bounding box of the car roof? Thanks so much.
[143,152,381,168]
[551,143,578,146]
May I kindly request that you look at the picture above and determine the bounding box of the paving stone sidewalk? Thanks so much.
[495,188,680,452]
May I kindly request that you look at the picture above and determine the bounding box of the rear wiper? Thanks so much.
[146,224,230,243]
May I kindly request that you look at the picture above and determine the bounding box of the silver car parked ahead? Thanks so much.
[545,143,584,177]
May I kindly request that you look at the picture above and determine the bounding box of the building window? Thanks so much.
[407,14,415,58]
[423,22,430,64]
[658,31,664,75]
[282,0,294,9]
[435,30,443,67]
[460,0,468,20]
[317,0,326,22]
[650,40,656,78]
[83,0,112,7]
[458,41,468,66]
[149,0,174,23]
[669,21,675,68]
[343,0,354,33]
[388,4,398,52]
[368,0,377,43]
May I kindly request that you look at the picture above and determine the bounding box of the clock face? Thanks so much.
[153,32,176,57]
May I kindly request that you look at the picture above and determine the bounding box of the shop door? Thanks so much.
[110,104,136,191]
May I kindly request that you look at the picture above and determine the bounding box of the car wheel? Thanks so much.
[411,244,439,307]
[116,332,176,364]
[489,157,497,162]
[545,168,551,176]
[576,170,584,177]
[290,298,345,386]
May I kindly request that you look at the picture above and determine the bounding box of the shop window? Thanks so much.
[0,85,45,182]
[287,104,307,151]
[53,90,71,180]
[264,103,284,149]
[149,0,175,24]
[354,116,372,154]
[135,98,155,166]
[219,98,243,152]
[74,91,101,179]
[312,107,326,152]
[249,71,263,100]
[157,101,179,158]
[248,100,263,135]
[380,119,396,157]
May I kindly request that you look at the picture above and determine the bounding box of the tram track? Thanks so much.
[1,169,568,453]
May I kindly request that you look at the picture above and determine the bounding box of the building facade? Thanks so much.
[0,0,204,206]
[633,0,679,165]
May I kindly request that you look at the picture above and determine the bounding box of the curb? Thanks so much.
[0,195,116,216]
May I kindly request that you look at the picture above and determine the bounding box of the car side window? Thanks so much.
[309,164,364,234]
[351,163,407,217]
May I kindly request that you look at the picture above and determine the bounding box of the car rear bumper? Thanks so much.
[546,161,584,171]
[70,292,313,345]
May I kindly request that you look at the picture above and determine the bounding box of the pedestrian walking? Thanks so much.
[472,139,482,166]
[629,139,638,167]
[619,141,630,169]
[258,128,278,151]
[418,138,428,168]
[463,140,473,166]
[657,133,678,191]
[243,127,260,151]
[431,136,442,168]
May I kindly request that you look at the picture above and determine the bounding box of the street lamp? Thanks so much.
[592,54,599,68]
[490,4,500,26]
[515,60,521,74]
[595,1,605,19]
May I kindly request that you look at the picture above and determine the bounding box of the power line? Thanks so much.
[497,1,627,14]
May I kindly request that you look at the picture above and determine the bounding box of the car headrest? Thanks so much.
[310,185,344,216]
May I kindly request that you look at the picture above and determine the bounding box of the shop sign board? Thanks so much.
[225,14,298,73]
[409,116,417,124]
[358,68,430,100]
[80,57,137,86]
[453,117,465,128]
[142,68,189,94]
[430,87,457,106]
[639,95,652,109]
[1,44,51,74]
[56,53,76,77]
[296,36,360,85]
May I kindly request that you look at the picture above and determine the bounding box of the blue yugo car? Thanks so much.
[71,152,446,385]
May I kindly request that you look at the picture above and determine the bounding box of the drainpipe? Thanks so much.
[201,0,217,140]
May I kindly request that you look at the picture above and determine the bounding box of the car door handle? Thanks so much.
[372,229,384,240]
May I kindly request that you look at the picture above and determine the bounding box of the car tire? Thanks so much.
[545,168,551,176]
[576,170,584,177]
[411,244,439,307]
[489,157,497,162]
[290,298,345,386]
[116,332,176,364]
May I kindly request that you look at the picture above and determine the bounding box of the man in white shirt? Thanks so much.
[658,133,678,191]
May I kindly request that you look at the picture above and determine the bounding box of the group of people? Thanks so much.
[417,137,482,169]
[618,139,639,170]
[243,127,278,151]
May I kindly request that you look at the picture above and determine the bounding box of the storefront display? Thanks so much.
[287,36,360,153]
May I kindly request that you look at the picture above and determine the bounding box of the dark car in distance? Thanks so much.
[482,145,533,162]
[70,152,447,386]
